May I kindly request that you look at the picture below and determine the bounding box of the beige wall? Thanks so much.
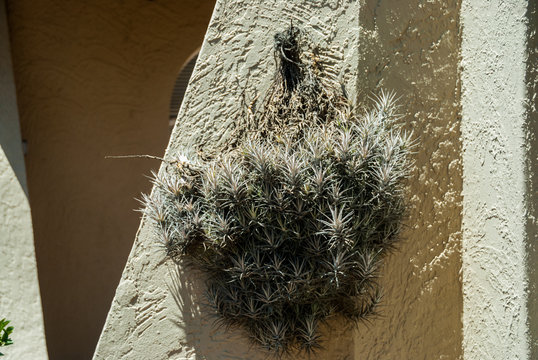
[6,0,215,358]
[461,0,530,358]
[354,1,463,358]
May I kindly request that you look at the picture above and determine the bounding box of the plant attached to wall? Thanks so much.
[144,25,412,356]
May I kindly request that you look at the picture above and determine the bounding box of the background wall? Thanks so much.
[6,1,215,358]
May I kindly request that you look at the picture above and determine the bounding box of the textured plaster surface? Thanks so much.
[460,0,530,359]
[353,1,463,359]
[0,0,48,358]
[94,1,362,359]
[6,1,215,358]
[525,1,538,356]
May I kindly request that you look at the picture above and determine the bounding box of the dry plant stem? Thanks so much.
[105,154,166,161]
[142,25,413,357]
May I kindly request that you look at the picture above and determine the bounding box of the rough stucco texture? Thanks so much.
[353,1,463,359]
[525,0,538,356]
[94,1,362,359]
[0,0,48,357]
[461,0,530,359]
[6,0,215,358]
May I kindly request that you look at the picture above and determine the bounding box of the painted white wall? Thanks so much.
[461,0,530,359]
[0,0,48,358]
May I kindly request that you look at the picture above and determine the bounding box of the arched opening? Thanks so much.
[169,51,199,129]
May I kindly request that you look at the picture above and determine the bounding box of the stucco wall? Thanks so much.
[0,0,48,358]
[6,0,215,358]
[95,0,467,359]
[354,1,463,358]
[525,1,538,356]
[94,1,362,359]
[460,0,530,358]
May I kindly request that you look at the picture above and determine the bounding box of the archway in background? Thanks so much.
[170,51,199,130]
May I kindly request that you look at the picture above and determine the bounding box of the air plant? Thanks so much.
[143,25,413,357]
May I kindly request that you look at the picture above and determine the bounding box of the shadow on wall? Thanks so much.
[0,23,27,195]
[6,0,216,358]
[166,263,357,360]
[353,0,463,358]
[165,263,265,359]
[0,114,27,197]
[167,264,206,359]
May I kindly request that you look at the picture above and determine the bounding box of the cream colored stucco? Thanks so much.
[354,1,463,358]
[94,1,361,359]
[6,1,215,358]
[461,0,530,359]
[0,0,47,358]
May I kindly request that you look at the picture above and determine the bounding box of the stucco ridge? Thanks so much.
[461,0,530,358]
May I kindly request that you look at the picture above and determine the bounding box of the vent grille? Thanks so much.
[169,54,198,125]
